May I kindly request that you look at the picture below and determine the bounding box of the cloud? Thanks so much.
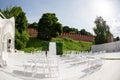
[107,17,120,37]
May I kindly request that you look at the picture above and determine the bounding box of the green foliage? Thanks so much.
[16,12,28,33]
[79,29,93,36]
[63,26,93,36]
[2,7,11,18]
[93,16,111,44]
[25,37,92,53]
[26,37,49,51]
[1,6,29,50]
[63,26,78,33]
[63,26,70,33]
[28,22,38,29]
[69,28,78,33]
[52,38,92,51]
[15,30,29,49]
[20,31,29,46]
[13,6,29,49]
[114,36,120,41]
[9,6,22,18]
[37,13,62,40]
[26,37,42,48]
[15,39,25,49]
[42,41,49,51]
[23,47,35,53]
[22,47,42,53]
[56,42,63,55]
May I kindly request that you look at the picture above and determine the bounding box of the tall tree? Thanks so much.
[2,6,29,49]
[2,7,11,18]
[11,6,29,49]
[93,16,111,44]
[37,13,62,40]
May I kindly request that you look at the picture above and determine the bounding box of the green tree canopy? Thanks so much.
[114,36,120,41]
[93,16,111,44]
[63,26,92,36]
[63,26,70,33]
[2,7,11,18]
[28,22,38,29]
[78,29,93,36]
[11,6,29,49]
[63,26,78,33]
[37,13,62,40]
[69,28,78,33]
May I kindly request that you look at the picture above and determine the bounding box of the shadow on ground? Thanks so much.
[79,65,102,79]
[13,70,53,79]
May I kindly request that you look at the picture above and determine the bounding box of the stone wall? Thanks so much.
[57,33,95,42]
[27,28,95,42]
[27,28,38,37]
[92,41,120,52]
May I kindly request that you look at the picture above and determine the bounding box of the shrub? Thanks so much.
[42,41,49,51]
[56,42,63,55]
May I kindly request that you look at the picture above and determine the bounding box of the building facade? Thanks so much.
[0,12,15,66]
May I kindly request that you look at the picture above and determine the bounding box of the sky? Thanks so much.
[0,0,120,37]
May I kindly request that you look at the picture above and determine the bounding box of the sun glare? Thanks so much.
[93,0,115,18]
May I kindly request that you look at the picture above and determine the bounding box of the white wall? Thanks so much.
[0,16,15,66]
[49,42,56,55]
[92,41,120,52]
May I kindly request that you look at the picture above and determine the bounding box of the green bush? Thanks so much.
[42,41,49,51]
[26,37,42,48]
[15,39,25,50]
[56,42,63,55]
[23,47,35,53]
[23,47,42,53]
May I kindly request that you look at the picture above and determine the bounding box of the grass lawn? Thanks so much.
[23,37,93,53]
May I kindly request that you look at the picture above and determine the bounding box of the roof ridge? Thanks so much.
[0,12,6,19]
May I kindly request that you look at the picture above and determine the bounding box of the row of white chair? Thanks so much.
[23,53,59,78]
